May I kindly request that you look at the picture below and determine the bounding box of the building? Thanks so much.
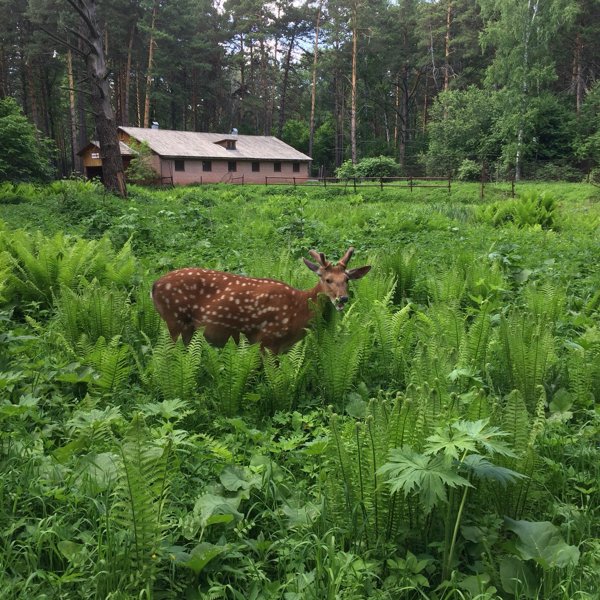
[79,126,312,185]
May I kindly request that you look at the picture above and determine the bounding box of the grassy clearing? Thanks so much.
[0,180,598,599]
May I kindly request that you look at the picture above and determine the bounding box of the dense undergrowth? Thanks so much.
[0,180,599,599]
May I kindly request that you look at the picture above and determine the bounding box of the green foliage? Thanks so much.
[0,97,55,183]
[262,341,309,413]
[457,159,482,182]
[1,229,135,307]
[335,155,402,179]
[201,335,261,416]
[126,140,159,183]
[147,332,203,403]
[0,183,598,599]
[424,87,502,176]
[478,191,557,229]
[113,414,173,584]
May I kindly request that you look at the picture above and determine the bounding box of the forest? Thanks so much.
[1,0,600,180]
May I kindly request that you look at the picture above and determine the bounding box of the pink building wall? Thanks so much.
[157,157,310,185]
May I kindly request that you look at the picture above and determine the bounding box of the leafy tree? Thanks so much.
[281,119,310,155]
[478,0,577,179]
[126,140,158,182]
[423,86,501,176]
[0,97,55,183]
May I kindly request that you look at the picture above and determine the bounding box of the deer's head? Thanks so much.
[303,247,371,311]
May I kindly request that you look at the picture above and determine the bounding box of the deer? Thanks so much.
[151,247,371,354]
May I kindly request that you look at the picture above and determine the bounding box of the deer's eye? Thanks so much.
[325,278,333,284]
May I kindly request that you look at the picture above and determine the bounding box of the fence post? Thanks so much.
[511,177,515,198]
[409,176,413,192]
[448,175,451,193]
[293,177,296,188]
[380,177,384,190]
[353,177,357,192]
[265,177,268,186]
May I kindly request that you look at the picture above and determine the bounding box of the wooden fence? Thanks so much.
[263,175,452,191]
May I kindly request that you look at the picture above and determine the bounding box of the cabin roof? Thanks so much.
[118,126,311,161]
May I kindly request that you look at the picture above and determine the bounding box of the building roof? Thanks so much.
[78,140,137,156]
[119,127,311,162]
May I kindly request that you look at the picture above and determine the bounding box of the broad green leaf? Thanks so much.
[220,465,250,492]
[505,518,581,569]
[461,454,527,485]
[499,556,538,597]
[181,542,226,574]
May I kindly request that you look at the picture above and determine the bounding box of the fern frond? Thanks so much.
[148,331,203,403]
[202,335,260,416]
[113,414,172,574]
[262,339,309,413]
[83,336,132,395]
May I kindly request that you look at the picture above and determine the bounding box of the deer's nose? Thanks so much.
[338,295,349,303]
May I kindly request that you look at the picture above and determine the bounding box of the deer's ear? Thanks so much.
[347,265,371,280]
[303,258,321,273]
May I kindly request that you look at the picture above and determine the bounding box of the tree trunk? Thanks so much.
[66,48,82,173]
[350,5,358,164]
[143,1,157,129]
[122,23,135,126]
[572,31,583,114]
[308,0,322,159]
[444,1,452,91]
[69,0,126,196]
[277,29,297,138]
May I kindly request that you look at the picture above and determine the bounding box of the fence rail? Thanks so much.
[263,175,452,191]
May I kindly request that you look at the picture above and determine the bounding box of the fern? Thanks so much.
[369,301,414,386]
[4,230,62,305]
[458,301,494,374]
[148,331,203,403]
[2,229,136,308]
[325,394,433,549]
[496,311,556,412]
[522,281,565,325]
[262,340,309,413]
[501,390,530,455]
[378,247,419,303]
[112,414,172,578]
[310,310,368,408]
[201,335,261,416]
[55,283,132,347]
[82,336,132,396]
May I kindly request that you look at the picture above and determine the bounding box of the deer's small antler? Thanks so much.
[338,247,354,268]
[309,250,330,267]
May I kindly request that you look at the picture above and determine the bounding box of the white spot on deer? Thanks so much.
[165,283,172,291]
[282,317,289,324]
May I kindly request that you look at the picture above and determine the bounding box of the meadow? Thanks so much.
[0,180,598,599]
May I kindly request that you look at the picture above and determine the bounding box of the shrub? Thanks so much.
[126,141,159,183]
[335,155,402,179]
[527,162,582,182]
[457,159,481,182]
[477,191,557,229]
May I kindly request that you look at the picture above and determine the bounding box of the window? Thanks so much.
[91,152,100,159]
[293,162,300,173]
[274,162,282,172]
[226,140,236,150]
[174,159,185,172]
[252,161,260,172]
[202,160,212,172]
[228,161,237,172]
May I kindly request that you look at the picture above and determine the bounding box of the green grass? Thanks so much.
[0,180,598,599]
